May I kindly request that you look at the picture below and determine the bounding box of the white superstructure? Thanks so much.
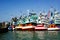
[54,11,60,24]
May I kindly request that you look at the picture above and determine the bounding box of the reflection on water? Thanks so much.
[47,31,60,40]
[0,31,60,40]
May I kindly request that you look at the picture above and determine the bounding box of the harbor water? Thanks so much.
[0,31,60,40]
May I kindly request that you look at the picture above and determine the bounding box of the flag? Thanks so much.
[47,11,50,18]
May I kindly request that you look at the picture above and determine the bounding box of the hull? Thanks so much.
[35,24,47,31]
[15,23,36,31]
[48,28,60,31]
[15,26,34,31]
[22,26,34,31]
[48,24,60,31]
[35,27,47,31]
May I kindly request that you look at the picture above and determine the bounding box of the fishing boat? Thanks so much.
[35,12,47,31]
[48,8,60,31]
[0,22,8,33]
[15,12,37,31]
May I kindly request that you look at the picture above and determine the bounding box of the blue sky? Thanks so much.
[0,0,60,22]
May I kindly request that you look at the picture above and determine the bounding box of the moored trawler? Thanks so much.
[15,11,37,31]
[35,12,47,31]
[48,8,60,31]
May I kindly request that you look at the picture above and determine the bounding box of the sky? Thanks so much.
[0,0,60,22]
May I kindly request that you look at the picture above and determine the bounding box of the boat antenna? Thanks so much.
[27,9,30,16]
